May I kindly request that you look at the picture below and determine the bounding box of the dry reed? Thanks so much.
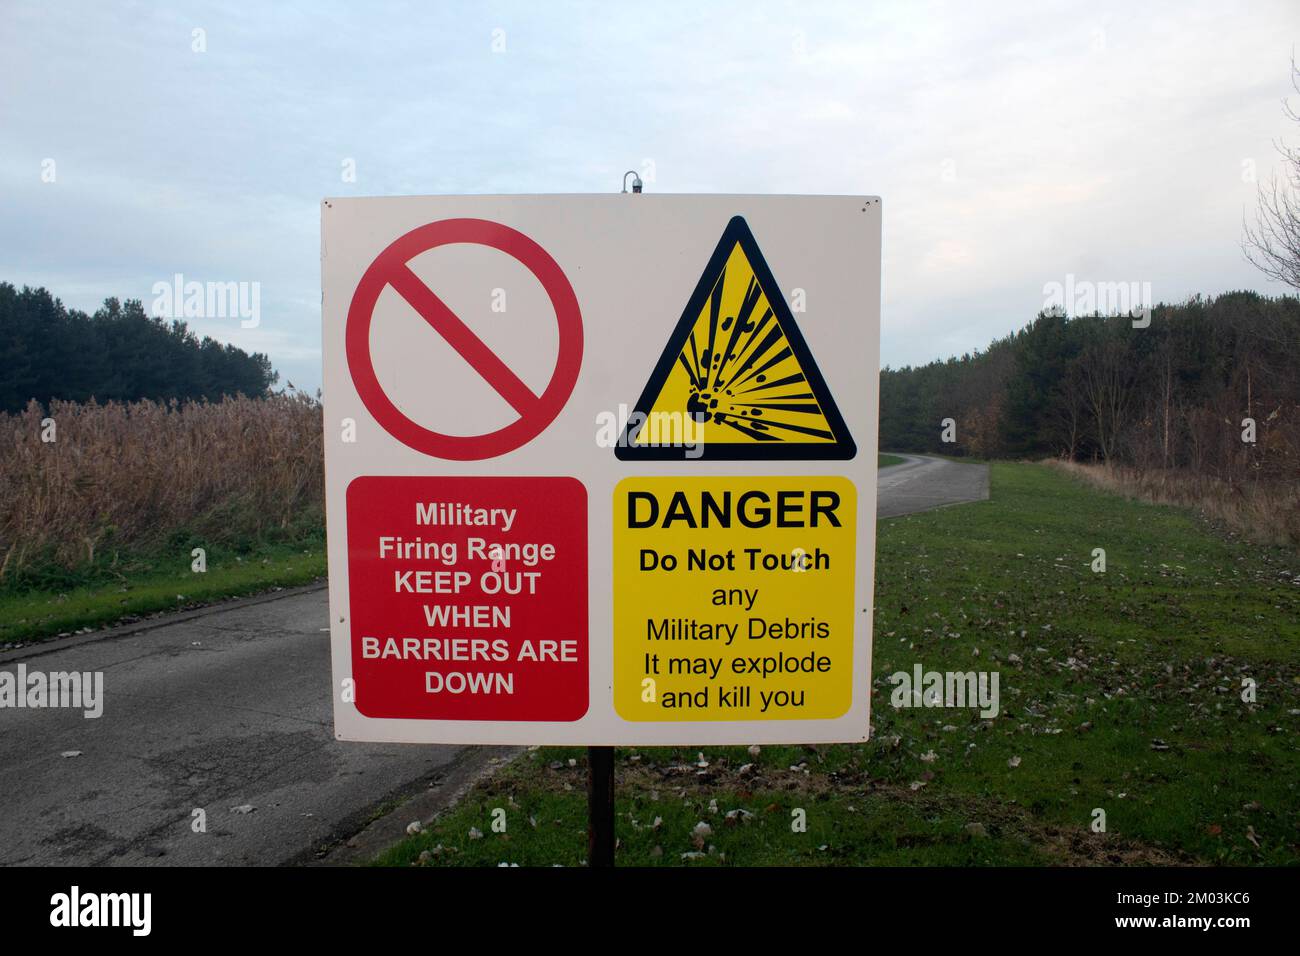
[0,394,324,578]
[1046,458,1300,547]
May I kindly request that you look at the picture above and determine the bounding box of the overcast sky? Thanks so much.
[2,0,1298,392]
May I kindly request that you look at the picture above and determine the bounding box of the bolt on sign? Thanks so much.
[322,195,881,744]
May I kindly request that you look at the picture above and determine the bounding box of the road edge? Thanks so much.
[299,745,525,867]
[0,580,327,665]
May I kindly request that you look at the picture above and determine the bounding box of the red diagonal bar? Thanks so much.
[387,263,539,417]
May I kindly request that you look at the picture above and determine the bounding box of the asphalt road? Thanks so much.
[0,453,988,867]
[877,453,989,518]
[0,590,471,866]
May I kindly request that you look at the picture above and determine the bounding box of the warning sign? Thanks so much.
[323,193,882,745]
[346,476,588,721]
[616,216,855,461]
[613,477,856,720]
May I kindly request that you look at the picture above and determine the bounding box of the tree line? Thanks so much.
[879,291,1300,484]
[0,283,277,412]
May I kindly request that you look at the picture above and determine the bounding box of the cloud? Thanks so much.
[1,0,1298,390]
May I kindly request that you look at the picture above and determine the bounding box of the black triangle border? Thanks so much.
[615,215,857,461]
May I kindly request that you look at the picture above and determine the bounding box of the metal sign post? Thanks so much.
[587,744,616,866]
[585,173,644,868]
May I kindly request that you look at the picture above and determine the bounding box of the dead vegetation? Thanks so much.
[0,394,323,580]
[1046,458,1300,547]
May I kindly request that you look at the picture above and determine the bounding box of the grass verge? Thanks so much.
[378,461,1299,867]
[878,453,905,468]
[0,536,326,644]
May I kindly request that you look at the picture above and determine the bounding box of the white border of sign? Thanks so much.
[322,194,882,744]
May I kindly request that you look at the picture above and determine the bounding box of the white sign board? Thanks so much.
[322,194,881,744]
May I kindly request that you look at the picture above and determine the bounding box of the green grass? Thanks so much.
[0,536,326,643]
[878,453,905,468]
[379,462,1300,867]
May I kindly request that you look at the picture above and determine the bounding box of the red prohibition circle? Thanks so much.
[345,218,583,461]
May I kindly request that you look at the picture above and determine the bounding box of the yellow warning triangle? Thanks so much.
[617,216,855,461]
